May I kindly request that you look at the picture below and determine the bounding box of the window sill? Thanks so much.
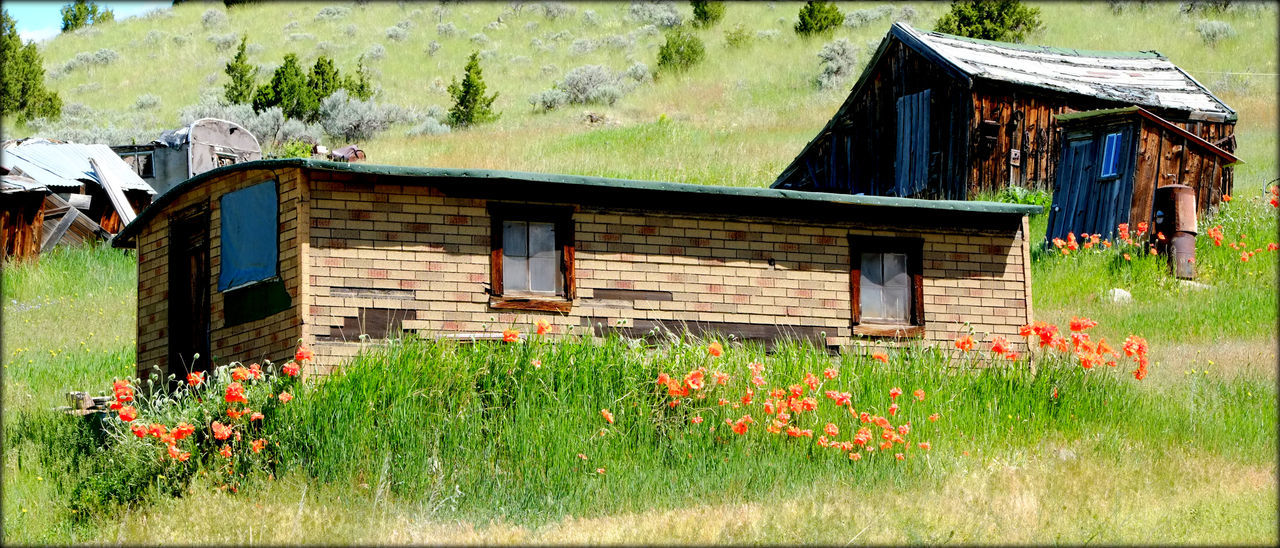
[489,295,572,313]
[853,323,924,338]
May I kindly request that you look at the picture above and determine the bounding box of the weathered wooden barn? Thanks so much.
[1046,106,1239,241]
[772,22,1238,223]
[112,159,1039,377]
[1,174,48,261]
[112,118,263,197]
[2,139,156,234]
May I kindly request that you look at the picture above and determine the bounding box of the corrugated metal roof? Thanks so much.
[114,158,1041,247]
[1,174,47,194]
[898,23,1235,121]
[1,140,156,194]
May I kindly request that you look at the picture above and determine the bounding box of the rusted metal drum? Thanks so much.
[1153,184,1198,279]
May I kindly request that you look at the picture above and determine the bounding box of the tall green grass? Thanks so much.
[267,334,1273,525]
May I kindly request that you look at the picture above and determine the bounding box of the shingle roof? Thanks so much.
[898,23,1235,121]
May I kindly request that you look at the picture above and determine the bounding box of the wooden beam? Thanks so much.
[40,207,79,253]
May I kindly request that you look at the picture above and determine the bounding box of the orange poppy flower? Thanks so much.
[173,422,195,440]
[118,406,137,422]
[823,367,839,380]
[691,416,704,424]
[912,389,925,402]
[219,445,233,458]
[502,329,520,343]
[227,408,246,419]
[685,370,706,391]
[1069,317,1098,332]
[898,423,910,436]
[895,453,905,461]
[707,342,723,357]
[888,403,899,416]
[231,366,251,381]
[212,421,232,441]
[928,413,940,422]
[109,400,123,411]
[577,453,588,460]
[1223,194,1232,202]
[295,344,313,362]
[601,408,614,424]
[224,382,248,404]
[741,389,754,405]
[990,336,1010,356]
[656,373,671,386]
[278,391,293,403]
[888,387,902,400]
[871,351,889,363]
[849,452,862,461]
[251,438,268,453]
[187,371,204,386]
[803,372,820,391]
[131,423,147,438]
[800,397,817,412]
[712,371,731,385]
[954,335,975,352]
[732,420,749,435]
[668,400,679,408]
[918,442,931,451]
[535,319,551,335]
[248,363,263,379]
[147,423,167,438]
[750,374,766,387]
[824,423,839,437]
[282,362,300,377]
[250,412,264,421]
[167,444,190,461]
[596,468,606,475]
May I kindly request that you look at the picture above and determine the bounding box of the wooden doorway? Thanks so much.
[1047,126,1136,241]
[168,205,211,380]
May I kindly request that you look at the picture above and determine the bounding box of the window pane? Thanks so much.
[529,256,557,293]
[504,256,528,292]
[884,252,909,287]
[860,252,884,321]
[529,222,556,259]
[1101,132,1121,177]
[883,285,910,322]
[554,248,564,295]
[503,221,527,257]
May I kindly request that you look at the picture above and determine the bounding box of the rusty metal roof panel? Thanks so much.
[896,23,1236,121]
[0,140,156,194]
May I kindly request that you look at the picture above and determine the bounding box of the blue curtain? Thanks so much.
[218,180,278,291]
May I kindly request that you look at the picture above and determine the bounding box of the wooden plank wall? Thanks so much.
[800,40,970,199]
[1129,119,1233,227]
[1,192,46,260]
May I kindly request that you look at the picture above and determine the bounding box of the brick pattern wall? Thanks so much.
[304,173,1032,370]
[135,168,304,378]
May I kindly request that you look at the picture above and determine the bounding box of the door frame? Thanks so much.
[167,203,211,382]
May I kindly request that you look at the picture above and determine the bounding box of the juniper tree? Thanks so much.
[1,10,62,121]
[447,51,500,128]
[223,36,257,104]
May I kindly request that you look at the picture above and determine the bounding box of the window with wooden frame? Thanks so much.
[488,204,575,312]
[849,236,924,337]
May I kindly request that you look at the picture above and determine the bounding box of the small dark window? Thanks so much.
[489,205,575,312]
[850,237,924,337]
[1099,132,1122,179]
[122,152,154,178]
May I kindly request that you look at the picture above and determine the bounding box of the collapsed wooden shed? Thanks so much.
[1046,106,1239,241]
[1,174,48,261]
[1,139,156,234]
[772,22,1238,220]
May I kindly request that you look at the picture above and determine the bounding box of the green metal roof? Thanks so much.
[113,158,1040,247]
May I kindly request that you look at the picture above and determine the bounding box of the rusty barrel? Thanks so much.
[1152,184,1197,279]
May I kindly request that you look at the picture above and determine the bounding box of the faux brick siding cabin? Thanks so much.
[111,159,1040,378]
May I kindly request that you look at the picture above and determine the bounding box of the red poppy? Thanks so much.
[167,444,190,461]
[712,371,730,385]
[824,423,839,437]
[1069,317,1098,332]
[295,344,313,362]
[889,387,902,400]
[251,438,267,453]
[231,366,251,381]
[691,416,703,424]
[250,412,264,421]
[732,420,749,435]
[131,423,148,438]
[656,373,670,386]
[112,379,134,402]
[225,382,248,404]
[871,351,889,364]
[707,342,723,357]
[148,423,167,438]
[763,401,776,414]
[912,389,925,402]
[109,400,123,410]
[990,336,1010,356]
[600,408,614,424]
[278,391,293,403]
[803,372,820,391]
[894,453,905,461]
[897,423,910,436]
[954,335,975,352]
[596,468,606,475]
[173,422,195,440]
[227,408,246,419]
[282,362,300,377]
[503,329,520,343]
[685,370,706,391]
[187,371,204,386]
[849,452,862,461]
[219,445,233,458]
[577,453,588,460]
[1223,194,1232,202]
[1122,335,1149,359]
[248,363,263,379]
[118,406,137,422]
[918,442,931,451]
[212,421,232,441]
[800,397,817,412]
[888,403,899,416]
[822,367,839,380]
[741,389,754,406]
[535,319,551,336]
[873,415,890,429]
[928,413,939,422]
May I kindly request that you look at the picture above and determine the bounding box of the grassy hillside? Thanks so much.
[6,1,1277,190]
